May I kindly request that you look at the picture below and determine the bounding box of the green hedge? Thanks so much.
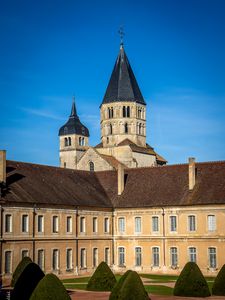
[86,261,116,291]
[11,262,45,300]
[11,256,32,287]
[212,264,225,296]
[30,273,71,300]
[173,262,210,297]
[110,270,149,300]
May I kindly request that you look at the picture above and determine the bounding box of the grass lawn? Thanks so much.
[64,283,87,290]
[62,277,90,283]
[140,274,178,282]
[145,285,173,296]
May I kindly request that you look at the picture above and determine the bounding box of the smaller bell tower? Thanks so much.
[58,96,89,169]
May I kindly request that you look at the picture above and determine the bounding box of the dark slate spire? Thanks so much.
[101,44,146,106]
[58,97,89,137]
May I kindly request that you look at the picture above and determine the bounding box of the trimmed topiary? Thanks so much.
[11,262,45,300]
[11,256,32,287]
[110,270,149,300]
[30,273,71,300]
[87,261,117,291]
[173,262,210,297]
[212,264,225,295]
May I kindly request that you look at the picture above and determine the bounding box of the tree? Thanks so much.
[110,270,149,300]
[11,256,32,287]
[173,262,210,297]
[86,261,116,291]
[11,262,45,300]
[30,273,71,300]
[212,264,225,296]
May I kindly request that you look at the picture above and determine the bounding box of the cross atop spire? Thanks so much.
[70,95,77,117]
[118,26,125,47]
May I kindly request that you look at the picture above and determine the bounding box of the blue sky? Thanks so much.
[0,0,225,166]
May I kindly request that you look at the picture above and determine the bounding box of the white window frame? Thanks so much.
[152,247,160,267]
[104,247,110,265]
[21,249,29,259]
[21,214,29,233]
[5,214,12,233]
[66,248,73,271]
[104,217,109,233]
[170,247,178,268]
[189,247,197,263]
[37,215,44,233]
[135,247,142,266]
[208,215,216,232]
[208,247,217,269]
[66,216,72,233]
[80,248,87,268]
[92,217,98,233]
[135,217,141,234]
[188,215,196,232]
[80,216,86,233]
[52,216,59,233]
[118,217,125,233]
[152,216,159,232]
[170,215,177,232]
[37,249,45,271]
[118,247,125,266]
[93,248,98,268]
[52,249,59,271]
[4,250,12,274]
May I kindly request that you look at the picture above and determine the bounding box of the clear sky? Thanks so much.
[0,0,225,166]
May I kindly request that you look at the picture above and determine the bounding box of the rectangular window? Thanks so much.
[93,248,98,267]
[5,214,12,233]
[135,217,141,233]
[38,249,44,270]
[135,247,142,266]
[209,247,217,268]
[52,249,59,271]
[66,249,73,270]
[118,247,125,266]
[118,217,125,233]
[104,218,109,233]
[170,216,177,232]
[22,215,29,233]
[152,247,159,267]
[104,248,110,265]
[208,215,216,231]
[152,216,159,232]
[52,216,59,233]
[80,217,86,233]
[37,215,44,233]
[21,250,29,259]
[93,217,98,233]
[66,216,72,233]
[170,247,178,267]
[80,248,86,268]
[5,251,12,274]
[188,215,196,231]
[189,247,197,263]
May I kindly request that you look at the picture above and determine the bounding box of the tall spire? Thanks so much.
[70,95,77,117]
[101,44,146,106]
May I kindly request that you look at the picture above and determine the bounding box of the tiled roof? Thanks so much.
[2,160,225,209]
[101,45,146,106]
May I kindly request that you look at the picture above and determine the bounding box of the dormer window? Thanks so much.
[68,137,71,146]
[64,138,68,146]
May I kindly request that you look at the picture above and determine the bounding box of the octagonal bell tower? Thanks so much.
[100,43,146,148]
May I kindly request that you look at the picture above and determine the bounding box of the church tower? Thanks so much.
[100,43,146,148]
[58,97,89,169]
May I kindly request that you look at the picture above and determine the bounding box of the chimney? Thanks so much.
[188,157,196,190]
[118,164,124,195]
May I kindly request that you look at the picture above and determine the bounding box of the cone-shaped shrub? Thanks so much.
[86,261,116,291]
[11,262,45,300]
[109,270,132,300]
[30,273,71,300]
[110,270,149,300]
[173,262,210,297]
[212,264,225,295]
[11,256,32,287]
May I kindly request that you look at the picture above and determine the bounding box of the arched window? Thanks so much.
[68,137,71,146]
[108,107,110,119]
[127,106,130,118]
[64,137,68,146]
[123,106,126,117]
[138,108,142,118]
[89,161,94,172]
[124,123,128,134]
[109,124,113,135]
[79,137,82,146]
[82,137,85,146]
[111,107,114,118]
[106,137,109,144]
[138,124,142,135]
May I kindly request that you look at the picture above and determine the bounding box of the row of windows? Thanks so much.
[117,246,217,269]
[4,214,110,234]
[64,137,85,147]
[118,215,217,233]
[4,247,110,274]
[106,123,145,136]
[106,106,145,119]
